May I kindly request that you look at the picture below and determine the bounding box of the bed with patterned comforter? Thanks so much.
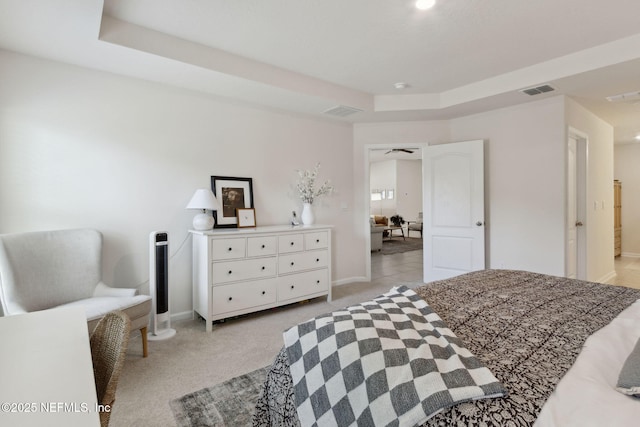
[252,269,640,426]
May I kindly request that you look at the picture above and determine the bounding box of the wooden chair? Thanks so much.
[90,311,131,427]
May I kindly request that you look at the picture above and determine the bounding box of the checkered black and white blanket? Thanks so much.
[282,286,506,427]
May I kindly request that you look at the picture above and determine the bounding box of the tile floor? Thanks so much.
[610,256,640,289]
[370,248,424,282]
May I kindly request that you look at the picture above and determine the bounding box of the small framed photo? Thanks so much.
[237,208,256,228]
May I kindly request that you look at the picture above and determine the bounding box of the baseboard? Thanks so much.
[333,276,368,287]
[621,252,640,258]
[171,310,194,323]
[598,270,617,284]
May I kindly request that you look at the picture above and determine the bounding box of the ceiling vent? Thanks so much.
[520,84,556,96]
[606,90,640,103]
[322,105,363,117]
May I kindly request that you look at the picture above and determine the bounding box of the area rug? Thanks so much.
[379,237,423,255]
[170,366,268,427]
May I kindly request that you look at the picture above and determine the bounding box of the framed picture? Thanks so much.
[211,176,254,228]
[237,208,256,228]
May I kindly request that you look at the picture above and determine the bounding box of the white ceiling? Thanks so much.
[1,0,639,142]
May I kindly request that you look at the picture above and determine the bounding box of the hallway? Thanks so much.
[610,256,640,290]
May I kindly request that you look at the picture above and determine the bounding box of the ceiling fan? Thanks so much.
[385,148,414,154]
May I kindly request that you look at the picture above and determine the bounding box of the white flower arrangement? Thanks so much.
[296,162,334,204]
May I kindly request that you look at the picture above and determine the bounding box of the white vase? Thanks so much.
[301,202,314,225]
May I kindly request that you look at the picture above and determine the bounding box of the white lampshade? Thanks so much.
[186,189,220,230]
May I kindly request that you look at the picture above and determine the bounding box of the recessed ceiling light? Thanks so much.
[416,0,436,10]
[394,82,410,90]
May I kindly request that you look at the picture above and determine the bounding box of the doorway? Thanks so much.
[365,144,425,282]
[365,141,486,283]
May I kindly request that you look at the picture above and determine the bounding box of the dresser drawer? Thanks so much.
[305,231,328,250]
[213,257,277,284]
[278,250,328,274]
[277,269,329,302]
[247,236,277,257]
[212,278,277,315]
[278,234,304,254]
[211,238,246,260]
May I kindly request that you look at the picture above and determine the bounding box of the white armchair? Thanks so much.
[0,229,152,357]
[370,218,384,251]
[407,212,423,238]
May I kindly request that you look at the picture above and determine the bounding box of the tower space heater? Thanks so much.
[148,231,176,340]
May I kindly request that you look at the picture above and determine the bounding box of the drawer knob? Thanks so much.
[316,258,320,262]
[228,247,233,251]
[261,266,265,270]
[228,297,233,301]
[290,262,295,266]
[290,242,295,246]
[262,291,266,295]
[261,244,265,249]
[228,270,232,275]
[290,285,295,289]
[316,280,320,284]
[316,239,320,243]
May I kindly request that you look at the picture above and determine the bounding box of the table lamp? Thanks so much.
[186,189,220,230]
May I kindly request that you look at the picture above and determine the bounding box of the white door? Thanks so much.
[566,134,586,279]
[566,137,578,279]
[423,140,485,282]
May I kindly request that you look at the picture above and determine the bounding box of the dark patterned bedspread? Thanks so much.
[253,269,640,426]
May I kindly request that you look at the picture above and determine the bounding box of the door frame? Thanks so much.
[364,142,428,281]
[566,127,588,279]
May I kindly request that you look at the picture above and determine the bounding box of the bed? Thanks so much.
[252,269,640,426]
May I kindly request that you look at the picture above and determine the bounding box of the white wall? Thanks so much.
[396,159,422,223]
[369,159,422,222]
[449,97,567,275]
[0,50,361,317]
[614,143,640,256]
[369,160,396,217]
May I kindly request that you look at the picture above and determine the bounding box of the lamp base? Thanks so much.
[192,212,214,230]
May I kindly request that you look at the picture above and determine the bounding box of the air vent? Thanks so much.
[322,105,363,117]
[606,90,640,103]
[520,84,556,96]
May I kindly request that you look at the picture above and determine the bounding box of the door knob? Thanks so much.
[576,221,583,227]
[476,221,484,226]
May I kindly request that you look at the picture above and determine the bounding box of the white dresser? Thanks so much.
[191,225,332,332]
